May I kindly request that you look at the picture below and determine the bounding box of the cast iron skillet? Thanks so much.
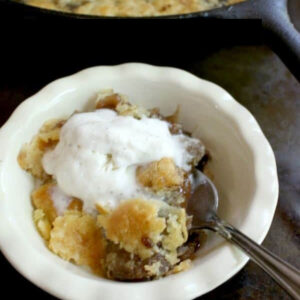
[2,0,300,81]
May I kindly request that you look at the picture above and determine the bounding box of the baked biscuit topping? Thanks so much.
[49,211,105,275]
[22,0,245,17]
[98,198,167,259]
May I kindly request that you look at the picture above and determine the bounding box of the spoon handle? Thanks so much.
[213,219,300,300]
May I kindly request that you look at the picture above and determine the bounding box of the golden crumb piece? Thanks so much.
[67,198,83,212]
[33,209,52,241]
[49,211,105,274]
[98,199,166,259]
[38,119,65,149]
[169,259,192,275]
[95,203,110,215]
[96,93,122,110]
[18,140,44,179]
[137,158,184,191]
[144,261,162,276]
[25,0,60,10]
[116,100,150,119]
[95,90,150,119]
[18,119,64,179]
[32,183,57,223]
[161,206,188,253]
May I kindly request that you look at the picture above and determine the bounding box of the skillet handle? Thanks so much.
[202,0,300,81]
[259,0,300,82]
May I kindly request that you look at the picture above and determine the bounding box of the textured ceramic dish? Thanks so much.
[0,63,278,300]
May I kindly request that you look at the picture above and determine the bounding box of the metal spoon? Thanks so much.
[187,170,300,299]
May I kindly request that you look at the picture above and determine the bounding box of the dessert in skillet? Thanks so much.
[18,90,208,280]
[22,0,244,17]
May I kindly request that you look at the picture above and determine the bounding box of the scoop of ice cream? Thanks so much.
[42,109,201,212]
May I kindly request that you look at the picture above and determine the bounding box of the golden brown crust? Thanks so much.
[67,198,83,212]
[24,0,245,17]
[31,183,58,223]
[37,119,65,149]
[32,183,83,225]
[161,206,188,254]
[95,203,110,215]
[33,209,52,241]
[25,0,61,10]
[116,98,150,118]
[18,119,64,179]
[95,91,150,118]
[95,93,122,110]
[98,199,166,259]
[49,211,105,274]
[98,197,188,268]
[137,158,184,191]
[17,139,44,179]
[144,261,162,276]
[168,259,191,274]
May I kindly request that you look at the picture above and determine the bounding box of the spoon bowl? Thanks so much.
[187,170,300,299]
[187,170,219,229]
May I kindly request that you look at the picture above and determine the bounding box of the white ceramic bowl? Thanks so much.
[0,63,278,300]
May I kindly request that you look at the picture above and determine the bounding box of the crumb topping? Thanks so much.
[49,211,105,274]
[137,157,184,191]
[18,119,64,179]
[98,198,166,259]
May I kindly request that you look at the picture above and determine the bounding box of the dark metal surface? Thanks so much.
[0,45,299,299]
[200,0,300,81]
[191,45,300,300]
[289,0,300,31]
